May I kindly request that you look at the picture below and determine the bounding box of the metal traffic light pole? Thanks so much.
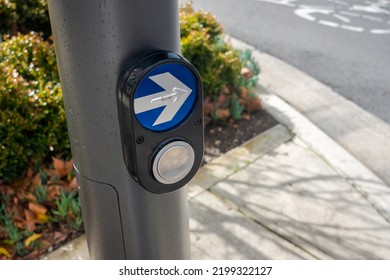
[47,0,203,259]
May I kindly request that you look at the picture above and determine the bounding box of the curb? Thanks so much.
[228,37,390,186]
[229,37,390,223]
[188,124,293,200]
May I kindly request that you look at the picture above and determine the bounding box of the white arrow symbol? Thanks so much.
[294,7,334,21]
[134,72,192,126]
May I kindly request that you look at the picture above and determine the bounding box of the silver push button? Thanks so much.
[152,141,195,184]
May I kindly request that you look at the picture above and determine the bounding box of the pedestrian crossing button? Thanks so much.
[152,141,195,185]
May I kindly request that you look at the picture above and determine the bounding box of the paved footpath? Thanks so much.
[44,42,390,260]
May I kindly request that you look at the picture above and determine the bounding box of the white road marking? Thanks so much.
[249,0,296,7]
[371,29,390,34]
[299,5,334,9]
[250,0,390,35]
[294,7,334,21]
[341,25,364,32]
[351,4,390,14]
[319,20,340,27]
[330,0,349,6]
[334,14,351,22]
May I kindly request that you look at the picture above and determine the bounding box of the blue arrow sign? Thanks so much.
[133,63,197,132]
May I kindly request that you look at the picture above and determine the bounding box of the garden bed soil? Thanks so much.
[204,109,278,163]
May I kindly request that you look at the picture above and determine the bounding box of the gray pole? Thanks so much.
[47,0,191,259]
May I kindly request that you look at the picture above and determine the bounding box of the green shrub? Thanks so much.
[0,1,17,35]
[180,3,261,123]
[0,33,70,182]
[0,0,51,37]
[180,2,223,42]
[180,4,242,97]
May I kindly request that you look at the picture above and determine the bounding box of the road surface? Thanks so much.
[191,0,390,124]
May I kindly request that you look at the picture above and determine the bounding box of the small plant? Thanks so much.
[39,169,48,185]
[1,196,21,243]
[51,190,83,230]
[69,196,83,231]
[230,95,244,120]
[34,185,47,204]
[0,195,32,258]
[51,191,73,222]
[237,49,261,89]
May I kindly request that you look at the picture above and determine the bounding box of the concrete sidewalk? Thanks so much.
[44,44,390,260]
[188,93,390,259]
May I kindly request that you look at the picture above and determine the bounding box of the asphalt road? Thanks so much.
[191,0,390,124]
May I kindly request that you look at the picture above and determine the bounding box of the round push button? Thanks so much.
[152,141,195,184]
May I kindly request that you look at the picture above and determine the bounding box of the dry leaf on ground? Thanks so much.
[28,202,47,215]
[52,157,73,177]
[69,177,78,190]
[24,233,42,247]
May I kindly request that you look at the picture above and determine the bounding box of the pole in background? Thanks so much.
[47,0,203,259]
